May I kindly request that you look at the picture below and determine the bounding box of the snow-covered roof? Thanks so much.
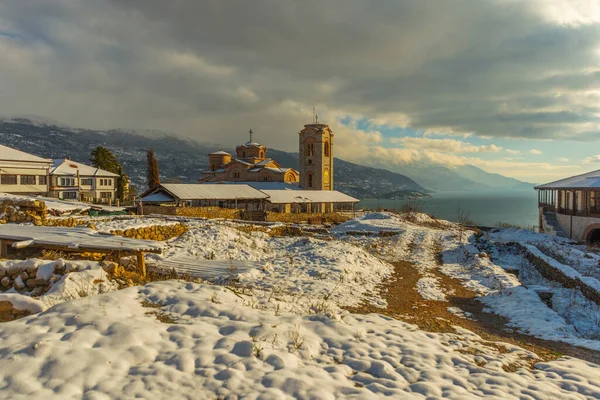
[141,192,176,203]
[0,225,164,253]
[262,190,359,204]
[535,169,600,190]
[241,141,261,147]
[255,159,274,167]
[263,167,285,174]
[51,159,119,177]
[209,151,231,156]
[212,181,301,190]
[151,184,269,201]
[0,144,52,164]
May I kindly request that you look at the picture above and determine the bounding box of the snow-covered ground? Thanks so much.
[0,259,117,312]
[151,220,393,310]
[1,281,600,399]
[334,213,600,351]
[2,213,600,398]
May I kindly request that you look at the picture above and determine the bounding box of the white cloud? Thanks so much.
[529,149,543,155]
[391,137,502,153]
[505,149,521,155]
[0,0,598,149]
[584,155,600,163]
[557,157,569,162]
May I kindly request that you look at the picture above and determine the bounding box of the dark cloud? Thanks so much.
[0,0,599,150]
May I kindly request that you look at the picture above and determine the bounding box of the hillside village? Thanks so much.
[0,121,599,398]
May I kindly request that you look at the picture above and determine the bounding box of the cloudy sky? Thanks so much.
[1,0,599,183]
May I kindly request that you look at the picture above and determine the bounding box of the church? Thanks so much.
[199,122,335,191]
[199,129,299,184]
[141,121,358,214]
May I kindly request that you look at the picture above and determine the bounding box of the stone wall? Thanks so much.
[140,205,241,219]
[516,243,600,306]
[0,259,70,296]
[0,199,47,225]
[110,223,187,241]
[266,212,349,224]
[555,213,600,242]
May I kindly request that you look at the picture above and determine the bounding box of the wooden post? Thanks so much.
[137,251,146,277]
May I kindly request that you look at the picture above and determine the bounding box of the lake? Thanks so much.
[359,190,538,229]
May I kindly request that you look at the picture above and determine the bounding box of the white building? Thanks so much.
[536,169,600,242]
[49,159,118,202]
[0,144,53,195]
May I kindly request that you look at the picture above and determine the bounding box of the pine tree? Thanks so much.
[147,148,161,188]
[90,146,121,174]
[90,146,128,202]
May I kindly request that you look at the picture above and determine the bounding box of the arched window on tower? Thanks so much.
[306,142,314,156]
[307,172,313,188]
[323,169,329,185]
[324,141,330,157]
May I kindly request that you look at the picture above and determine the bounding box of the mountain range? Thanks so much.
[0,116,533,198]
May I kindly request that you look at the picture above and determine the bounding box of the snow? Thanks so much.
[0,192,125,214]
[0,293,44,313]
[149,220,393,309]
[1,280,600,399]
[2,212,600,398]
[332,212,406,233]
[0,259,117,312]
[415,277,446,301]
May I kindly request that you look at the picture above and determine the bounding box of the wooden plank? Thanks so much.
[137,252,146,277]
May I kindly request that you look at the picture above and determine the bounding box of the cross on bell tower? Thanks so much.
[249,129,253,142]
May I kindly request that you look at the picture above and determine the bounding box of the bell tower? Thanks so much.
[299,122,334,190]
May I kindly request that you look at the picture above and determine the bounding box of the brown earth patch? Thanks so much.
[347,261,600,365]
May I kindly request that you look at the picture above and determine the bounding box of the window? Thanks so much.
[306,142,315,156]
[81,178,93,186]
[307,172,313,188]
[39,176,47,185]
[307,159,312,165]
[591,192,600,213]
[323,169,329,185]
[324,141,330,157]
[100,192,112,199]
[20,175,36,185]
[63,192,77,199]
[60,178,75,186]
[1,175,17,185]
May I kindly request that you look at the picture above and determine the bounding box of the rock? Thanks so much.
[7,264,24,277]
[26,278,47,288]
[1,276,11,287]
[101,261,119,274]
[0,301,15,313]
[20,271,29,281]
[477,252,489,259]
[14,276,25,290]
[0,269,5,278]
[31,287,45,296]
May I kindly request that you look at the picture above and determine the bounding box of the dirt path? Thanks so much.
[349,260,600,365]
